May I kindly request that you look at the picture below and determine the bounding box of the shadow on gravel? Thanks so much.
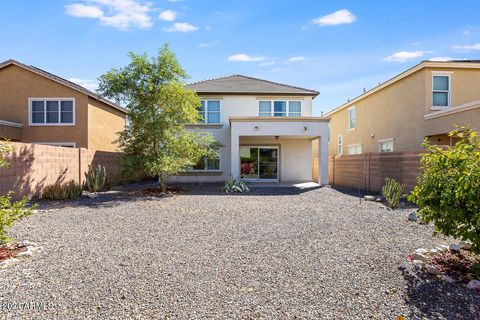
[172,183,322,196]
[399,267,480,320]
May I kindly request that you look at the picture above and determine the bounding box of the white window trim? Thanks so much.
[34,142,77,148]
[337,134,343,155]
[378,138,394,152]
[347,106,356,131]
[28,98,76,126]
[189,147,222,172]
[431,72,452,110]
[200,100,221,124]
[258,100,302,117]
[347,143,362,155]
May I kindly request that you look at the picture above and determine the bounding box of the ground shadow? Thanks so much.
[399,266,480,319]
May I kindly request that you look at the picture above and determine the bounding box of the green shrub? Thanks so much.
[0,193,34,244]
[408,127,480,253]
[84,164,110,192]
[223,176,249,193]
[382,177,406,209]
[42,180,83,200]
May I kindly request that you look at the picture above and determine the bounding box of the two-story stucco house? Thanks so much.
[0,59,127,151]
[326,60,480,156]
[170,75,330,184]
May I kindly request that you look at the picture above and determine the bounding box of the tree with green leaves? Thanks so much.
[98,44,215,192]
[408,127,480,253]
[0,142,34,244]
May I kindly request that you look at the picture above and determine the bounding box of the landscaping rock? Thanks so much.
[441,275,456,283]
[414,248,428,255]
[429,248,440,256]
[439,244,449,251]
[467,280,480,290]
[413,260,424,269]
[16,250,33,258]
[412,253,427,261]
[16,240,37,248]
[449,243,461,252]
[87,193,99,199]
[459,241,472,251]
[426,265,442,275]
[364,195,375,201]
[0,258,19,269]
[408,211,417,221]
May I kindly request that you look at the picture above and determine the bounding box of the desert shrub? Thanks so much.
[42,180,83,200]
[84,164,111,192]
[408,127,480,253]
[223,176,249,193]
[382,177,406,209]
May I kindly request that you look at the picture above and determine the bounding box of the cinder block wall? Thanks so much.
[0,142,122,199]
[328,151,422,193]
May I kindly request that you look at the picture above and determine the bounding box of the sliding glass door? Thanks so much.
[240,146,278,181]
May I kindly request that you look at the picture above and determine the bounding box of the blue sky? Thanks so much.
[1,1,480,114]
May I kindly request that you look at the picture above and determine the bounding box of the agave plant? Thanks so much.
[223,176,249,193]
[382,177,406,209]
[84,164,110,192]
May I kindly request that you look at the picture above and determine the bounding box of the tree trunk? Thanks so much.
[159,174,167,194]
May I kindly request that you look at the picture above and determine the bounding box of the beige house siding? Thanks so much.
[0,63,126,151]
[328,63,480,155]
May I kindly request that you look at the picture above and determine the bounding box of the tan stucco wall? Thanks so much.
[0,124,22,141]
[87,97,126,151]
[0,64,126,151]
[329,66,480,155]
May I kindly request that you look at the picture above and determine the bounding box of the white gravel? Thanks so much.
[1,184,478,319]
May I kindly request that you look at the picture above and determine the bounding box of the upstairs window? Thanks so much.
[348,106,356,129]
[199,100,221,123]
[337,135,343,155]
[432,75,450,108]
[29,98,75,125]
[347,144,362,155]
[258,100,302,116]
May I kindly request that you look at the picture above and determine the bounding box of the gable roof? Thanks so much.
[325,60,480,116]
[186,74,319,97]
[0,59,127,114]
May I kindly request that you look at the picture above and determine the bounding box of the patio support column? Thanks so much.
[319,136,329,185]
[231,133,240,179]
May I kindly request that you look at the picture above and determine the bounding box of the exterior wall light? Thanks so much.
[254,126,259,131]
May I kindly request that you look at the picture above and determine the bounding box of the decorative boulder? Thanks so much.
[412,253,427,261]
[441,275,455,283]
[467,280,480,290]
[459,241,473,251]
[408,211,417,221]
[449,243,461,252]
[415,248,428,255]
[426,265,442,275]
[364,195,376,201]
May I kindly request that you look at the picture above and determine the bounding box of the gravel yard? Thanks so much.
[1,184,478,319]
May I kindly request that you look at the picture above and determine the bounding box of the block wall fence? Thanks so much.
[0,142,123,199]
[326,151,423,193]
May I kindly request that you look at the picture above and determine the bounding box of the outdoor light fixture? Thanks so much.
[304,126,308,131]
[254,126,259,131]
[275,136,279,140]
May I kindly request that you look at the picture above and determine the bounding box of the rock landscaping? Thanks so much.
[0,184,478,319]
[0,240,42,269]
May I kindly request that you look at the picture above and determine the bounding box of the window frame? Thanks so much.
[378,138,394,153]
[34,142,77,148]
[199,100,221,124]
[258,100,302,117]
[431,72,452,110]
[28,98,76,126]
[347,143,362,155]
[347,106,356,130]
[190,147,221,172]
[337,134,343,155]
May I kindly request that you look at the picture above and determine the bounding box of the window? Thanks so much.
[432,75,450,108]
[199,100,221,123]
[192,147,220,171]
[258,100,301,116]
[347,144,362,155]
[35,142,76,148]
[337,135,343,155]
[29,98,75,125]
[348,106,356,129]
[378,139,394,153]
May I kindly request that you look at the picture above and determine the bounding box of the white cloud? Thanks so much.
[65,0,153,30]
[286,56,306,63]
[68,78,98,92]
[168,0,183,2]
[453,43,480,51]
[159,9,176,21]
[382,51,425,62]
[313,9,356,26]
[199,40,219,47]
[164,22,198,32]
[464,30,470,35]
[227,54,267,62]
[259,60,275,66]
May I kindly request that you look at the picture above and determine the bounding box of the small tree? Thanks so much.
[408,127,480,253]
[98,44,215,192]
[0,142,34,244]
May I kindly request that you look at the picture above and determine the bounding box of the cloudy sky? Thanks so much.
[2,0,479,114]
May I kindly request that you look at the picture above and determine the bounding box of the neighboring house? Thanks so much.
[326,60,480,156]
[0,59,127,151]
[171,75,330,184]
